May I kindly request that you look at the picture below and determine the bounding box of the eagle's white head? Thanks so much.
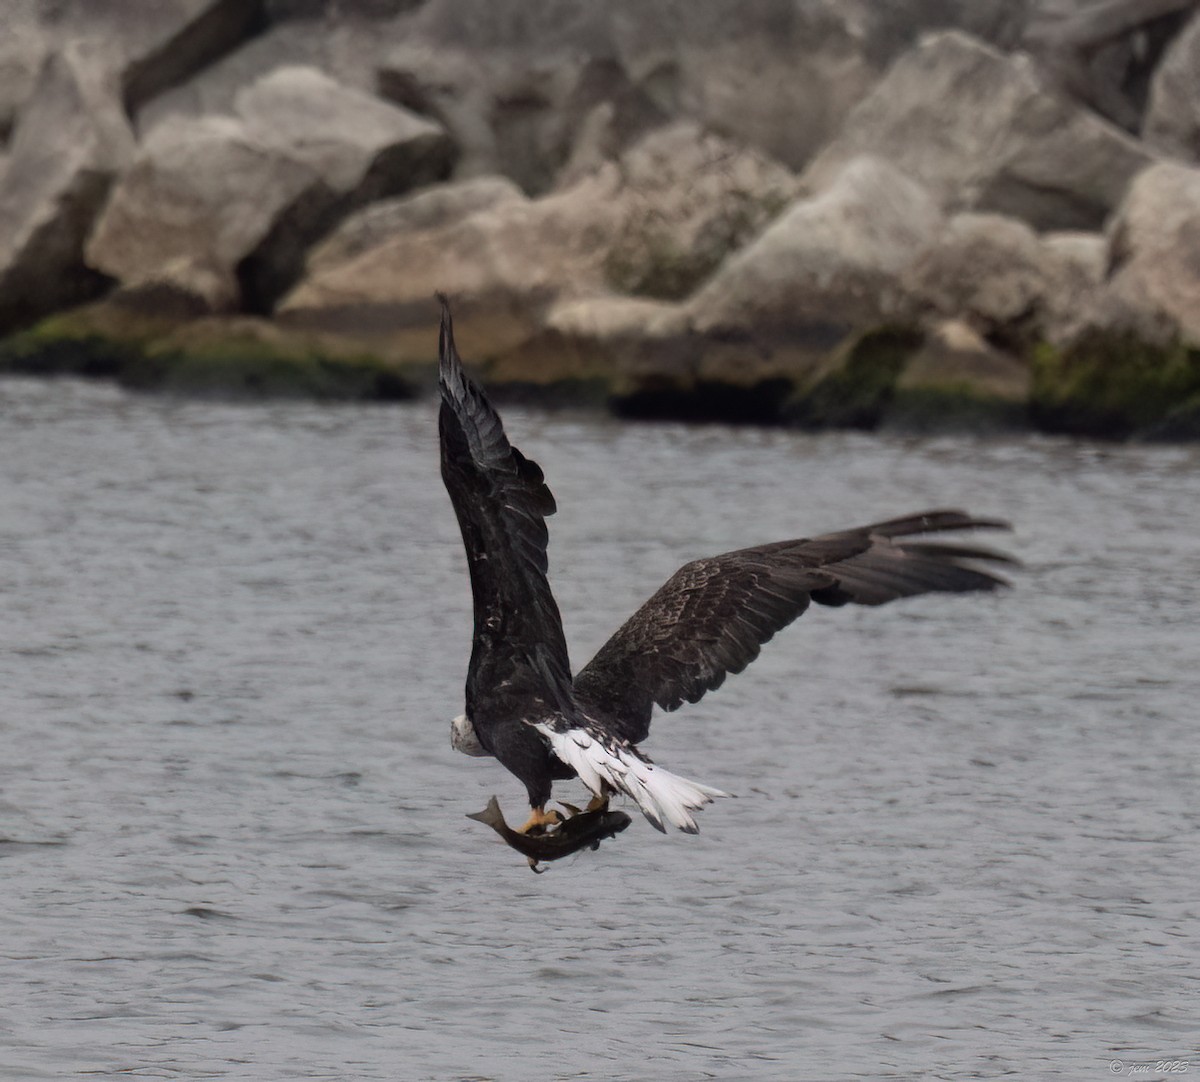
[450,713,490,757]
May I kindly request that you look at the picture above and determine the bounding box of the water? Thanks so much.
[0,376,1196,1081]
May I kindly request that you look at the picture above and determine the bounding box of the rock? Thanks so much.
[379,39,666,194]
[85,115,319,315]
[385,0,1051,186]
[2,2,263,139]
[1031,330,1200,438]
[266,0,424,18]
[87,67,453,312]
[601,122,799,300]
[1025,162,1200,437]
[128,315,415,398]
[0,1,49,142]
[135,12,407,135]
[624,9,877,174]
[234,66,452,196]
[900,212,1103,348]
[886,319,1031,431]
[21,0,268,121]
[0,46,135,334]
[0,300,414,400]
[1042,229,1108,285]
[487,294,688,391]
[779,326,924,430]
[688,155,941,345]
[278,169,617,359]
[280,123,795,358]
[1099,161,1200,346]
[1142,11,1200,160]
[305,175,524,275]
[94,0,266,114]
[803,30,1157,230]
[1022,0,1197,133]
[903,214,1049,341]
[574,156,939,412]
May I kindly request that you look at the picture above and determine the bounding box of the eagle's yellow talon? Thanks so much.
[515,806,562,834]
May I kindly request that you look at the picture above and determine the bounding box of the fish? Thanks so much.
[467,795,632,872]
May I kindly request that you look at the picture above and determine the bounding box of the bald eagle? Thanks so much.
[437,297,1013,835]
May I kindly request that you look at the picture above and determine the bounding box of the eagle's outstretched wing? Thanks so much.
[573,510,1014,743]
[438,296,573,729]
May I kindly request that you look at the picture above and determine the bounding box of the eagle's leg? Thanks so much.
[586,782,611,813]
[515,805,562,834]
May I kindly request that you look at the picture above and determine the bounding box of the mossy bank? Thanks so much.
[3,305,1199,440]
[0,305,420,401]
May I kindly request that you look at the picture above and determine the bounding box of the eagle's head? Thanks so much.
[450,713,490,757]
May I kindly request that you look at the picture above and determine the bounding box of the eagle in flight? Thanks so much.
[437,296,1013,837]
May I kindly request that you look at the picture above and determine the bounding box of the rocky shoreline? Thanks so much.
[2,1,1199,438]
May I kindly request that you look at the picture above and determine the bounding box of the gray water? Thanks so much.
[0,376,1197,1081]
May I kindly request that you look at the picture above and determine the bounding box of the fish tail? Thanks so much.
[466,795,505,830]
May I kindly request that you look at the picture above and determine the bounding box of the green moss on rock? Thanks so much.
[1031,333,1200,438]
[783,326,922,429]
[0,304,171,377]
[0,306,416,401]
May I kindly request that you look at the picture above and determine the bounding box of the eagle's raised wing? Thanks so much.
[438,296,572,728]
[573,510,1014,743]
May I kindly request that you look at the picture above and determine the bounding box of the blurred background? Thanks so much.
[1,3,1199,1081]
[0,0,1199,435]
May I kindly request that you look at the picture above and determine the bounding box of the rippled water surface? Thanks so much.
[1,377,1197,1081]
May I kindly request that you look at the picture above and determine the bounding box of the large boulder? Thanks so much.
[279,123,796,359]
[381,0,1054,190]
[1021,0,1198,133]
[305,175,524,276]
[900,212,1104,347]
[234,66,452,197]
[803,30,1157,230]
[0,0,50,142]
[1101,161,1200,345]
[79,0,266,114]
[379,39,667,194]
[598,122,799,300]
[0,46,135,334]
[86,67,453,312]
[1142,11,1200,160]
[278,169,619,358]
[688,156,941,340]
[1027,160,1200,439]
[3,0,263,142]
[135,11,408,135]
[632,156,944,397]
[85,115,315,315]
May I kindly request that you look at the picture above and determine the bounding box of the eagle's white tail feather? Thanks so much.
[533,722,728,833]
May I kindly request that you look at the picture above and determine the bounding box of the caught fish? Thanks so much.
[467,796,631,872]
